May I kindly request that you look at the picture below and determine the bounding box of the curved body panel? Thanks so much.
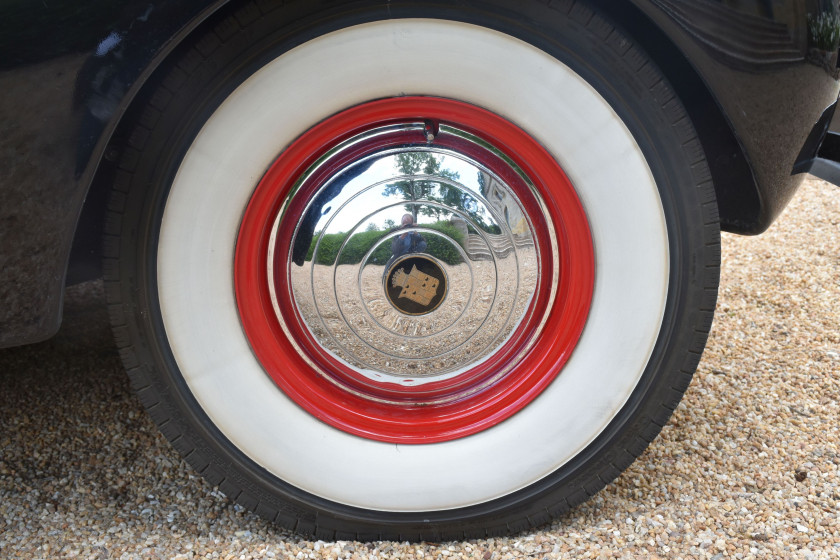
[624,0,840,232]
[0,0,225,346]
[0,0,837,347]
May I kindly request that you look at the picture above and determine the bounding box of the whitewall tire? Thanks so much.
[105,0,719,540]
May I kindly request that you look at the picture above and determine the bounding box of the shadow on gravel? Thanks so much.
[0,281,142,492]
[0,280,291,556]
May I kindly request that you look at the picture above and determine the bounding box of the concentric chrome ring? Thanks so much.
[235,97,593,443]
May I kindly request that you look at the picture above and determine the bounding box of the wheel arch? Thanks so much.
[592,0,761,234]
[68,0,239,284]
[69,0,760,283]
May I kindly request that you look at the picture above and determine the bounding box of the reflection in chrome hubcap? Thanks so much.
[278,125,544,387]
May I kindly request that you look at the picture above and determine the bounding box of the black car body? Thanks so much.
[1,0,839,348]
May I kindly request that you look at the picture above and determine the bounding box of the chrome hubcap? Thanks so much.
[279,125,546,390]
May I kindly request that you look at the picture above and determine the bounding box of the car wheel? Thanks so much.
[105,0,720,540]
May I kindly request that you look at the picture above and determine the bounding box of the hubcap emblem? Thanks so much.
[385,256,447,315]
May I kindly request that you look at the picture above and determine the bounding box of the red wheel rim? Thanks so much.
[235,97,593,443]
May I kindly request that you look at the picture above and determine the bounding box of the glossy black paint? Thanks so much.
[624,0,840,233]
[0,0,225,347]
[0,0,838,348]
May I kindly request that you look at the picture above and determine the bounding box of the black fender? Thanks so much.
[0,0,228,347]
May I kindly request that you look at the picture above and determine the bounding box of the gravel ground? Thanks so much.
[1,176,839,559]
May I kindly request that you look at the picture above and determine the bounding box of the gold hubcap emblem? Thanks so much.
[384,256,447,315]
